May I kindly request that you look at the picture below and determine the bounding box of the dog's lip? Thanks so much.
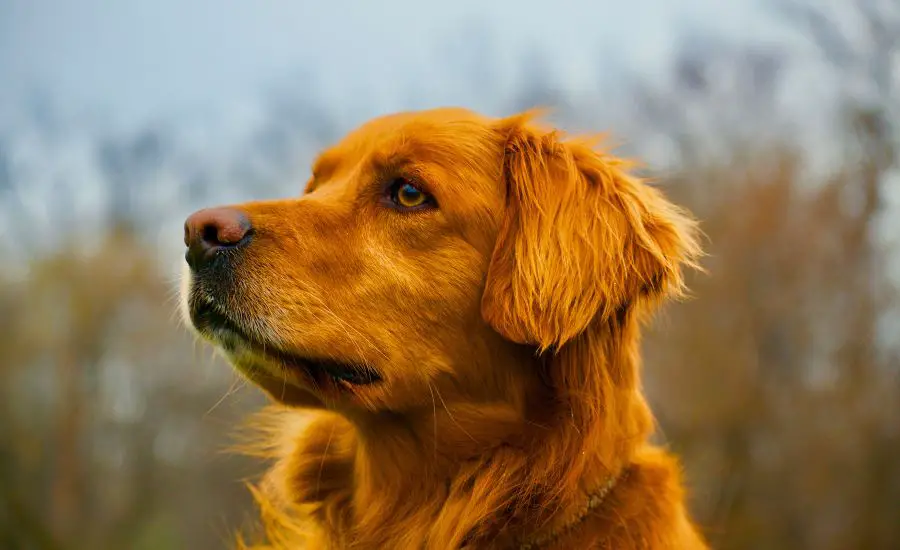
[189,302,382,386]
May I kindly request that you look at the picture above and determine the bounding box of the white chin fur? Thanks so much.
[179,263,194,328]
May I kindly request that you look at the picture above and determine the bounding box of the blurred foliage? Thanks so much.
[645,149,899,549]
[0,226,266,549]
[1,0,898,548]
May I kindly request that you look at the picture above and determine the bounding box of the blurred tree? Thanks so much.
[509,46,565,114]
[636,1,900,548]
[0,227,263,550]
[629,33,789,166]
[646,149,899,549]
[97,127,173,230]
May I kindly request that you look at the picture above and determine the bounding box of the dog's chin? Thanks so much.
[184,296,382,407]
[229,354,327,408]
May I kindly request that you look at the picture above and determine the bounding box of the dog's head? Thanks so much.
[180,108,700,415]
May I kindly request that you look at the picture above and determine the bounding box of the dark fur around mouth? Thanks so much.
[189,301,382,386]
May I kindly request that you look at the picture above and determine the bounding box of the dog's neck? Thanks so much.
[334,309,652,548]
[518,469,626,550]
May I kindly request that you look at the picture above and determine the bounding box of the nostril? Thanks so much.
[202,223,222,246]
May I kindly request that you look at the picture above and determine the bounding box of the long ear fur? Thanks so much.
[481,112,702,350]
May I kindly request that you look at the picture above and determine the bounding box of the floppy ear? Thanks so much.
[481,112,702,351]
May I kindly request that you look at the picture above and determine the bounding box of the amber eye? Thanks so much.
[388,178,433,210]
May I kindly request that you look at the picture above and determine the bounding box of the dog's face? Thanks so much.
[182,109,516,411]
[181,108,699,414]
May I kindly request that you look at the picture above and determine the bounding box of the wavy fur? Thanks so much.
[183,108,707,549]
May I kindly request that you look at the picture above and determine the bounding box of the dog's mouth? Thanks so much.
[189,302,382,387]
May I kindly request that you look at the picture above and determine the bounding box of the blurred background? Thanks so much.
[1,0,898,548]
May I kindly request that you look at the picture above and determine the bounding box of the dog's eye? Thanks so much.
[388,178,434,210]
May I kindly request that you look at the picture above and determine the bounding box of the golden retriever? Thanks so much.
[181,108,707,549]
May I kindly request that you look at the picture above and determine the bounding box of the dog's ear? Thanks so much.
[481,112,702,351]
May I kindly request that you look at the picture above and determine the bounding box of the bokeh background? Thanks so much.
[1,1,899,549]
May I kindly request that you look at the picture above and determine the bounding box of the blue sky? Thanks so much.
[1,0,777,126]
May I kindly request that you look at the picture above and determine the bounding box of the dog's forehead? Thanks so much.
[362,107,492,133]
[311,108,497,179]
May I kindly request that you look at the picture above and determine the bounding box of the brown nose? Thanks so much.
[183,207,252,271]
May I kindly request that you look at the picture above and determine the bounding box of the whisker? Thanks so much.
[427,380,439,459]
[205,373,246,417]
[316,421,337,499]
[433,384,476,443]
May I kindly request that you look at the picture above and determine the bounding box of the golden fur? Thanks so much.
[181,108,707,549]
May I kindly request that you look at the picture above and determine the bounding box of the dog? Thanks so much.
[181,108,707,549]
